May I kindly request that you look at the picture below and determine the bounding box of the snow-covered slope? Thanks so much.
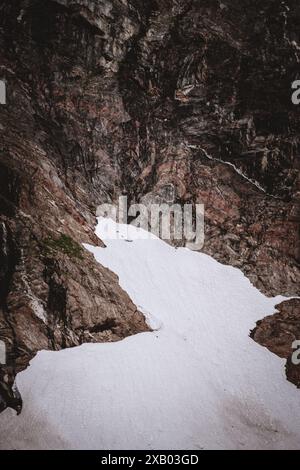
[0,218,299,450]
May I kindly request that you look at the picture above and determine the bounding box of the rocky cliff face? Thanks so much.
[0,0,299,411]
[251,298,300,388]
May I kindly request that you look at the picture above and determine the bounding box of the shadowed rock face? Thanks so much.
[0,0,299,410]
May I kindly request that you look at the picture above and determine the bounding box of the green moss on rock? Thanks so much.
[43,234,84,260]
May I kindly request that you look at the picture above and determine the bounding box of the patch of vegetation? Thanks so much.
[43,234,84,260]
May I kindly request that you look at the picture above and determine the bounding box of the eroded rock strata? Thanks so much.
[0,0,299,411]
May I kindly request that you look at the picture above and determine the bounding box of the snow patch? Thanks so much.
[0,218,299,450]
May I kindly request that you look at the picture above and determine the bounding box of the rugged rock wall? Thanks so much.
[0,0,151,412]
[117,0,300,296]
[0,0,299,410]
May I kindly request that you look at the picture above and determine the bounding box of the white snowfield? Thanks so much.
[0,218,299,450]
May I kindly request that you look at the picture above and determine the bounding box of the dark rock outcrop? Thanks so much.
[251,299,300,388]
[0,0,299,410]
[0,0,151,413]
